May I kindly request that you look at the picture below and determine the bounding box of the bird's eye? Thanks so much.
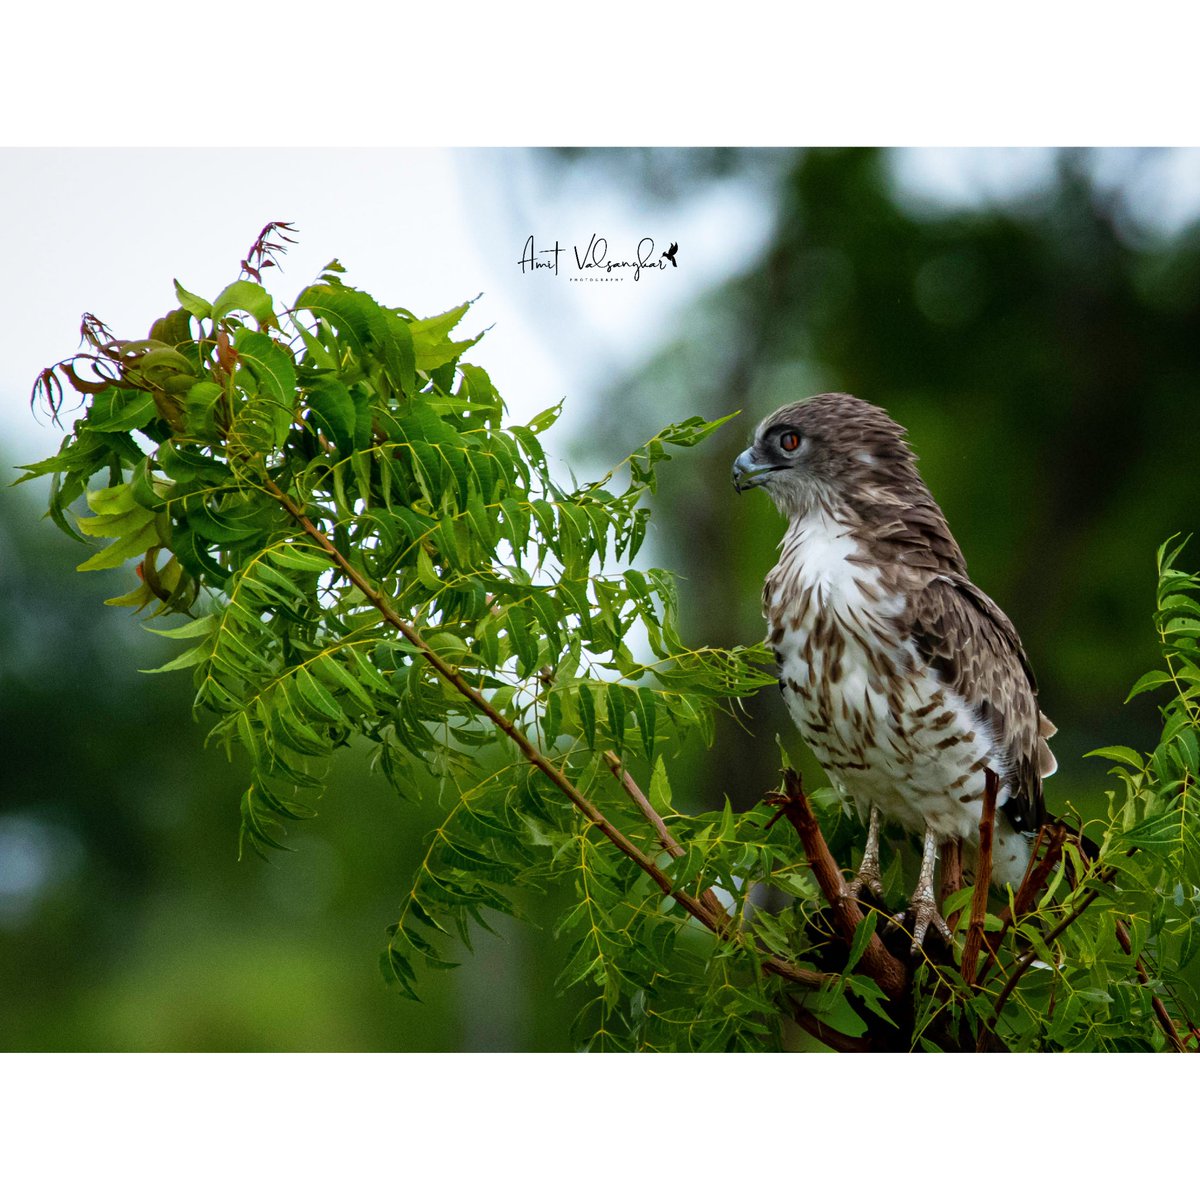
[780,431,801,452]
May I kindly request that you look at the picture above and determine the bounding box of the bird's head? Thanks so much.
[731,392,922,520]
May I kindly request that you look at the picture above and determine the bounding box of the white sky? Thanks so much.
[2,148,778,470]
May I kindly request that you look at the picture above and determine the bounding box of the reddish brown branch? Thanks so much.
[1008,824,1065,924]
[265,479,831,993]
[1114,919,1189,1053]
[766,769,907,1000]
[973,823,1066,990]
[602,751,728,924]
[982,876,1112,1048]
[981,821,1110,993]
[961,769,997,987]
[984,838,1193,1051]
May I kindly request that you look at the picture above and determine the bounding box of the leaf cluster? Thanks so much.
[21,253,800,1048]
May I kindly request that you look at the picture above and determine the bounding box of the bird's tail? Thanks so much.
[1037,711,1058,778]
[1034,711,1103,880]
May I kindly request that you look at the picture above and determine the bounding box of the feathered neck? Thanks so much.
[780,476,968,579]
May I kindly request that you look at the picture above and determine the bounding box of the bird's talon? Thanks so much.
[901,895,952,953]
[844,872,884,902]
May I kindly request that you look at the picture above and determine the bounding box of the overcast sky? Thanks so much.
[2,148,777,470]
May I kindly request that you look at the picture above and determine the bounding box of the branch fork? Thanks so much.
[763,769,907,1000]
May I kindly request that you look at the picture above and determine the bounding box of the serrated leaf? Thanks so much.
[526,401,563,434]
[142,640,212,674]
[174,279,212,319]
[605,684,629,752]
[148,614,216,640]
[213,280,275,326]
[577,683,597,750]
[306,377,356,453]
[76,519,159,571]
[1084,745,1144,770]
[845,908,878,971]
[87,389,158,432]
[1126,670,1175,701]
[648,756,672,814]
[296,670,345,723]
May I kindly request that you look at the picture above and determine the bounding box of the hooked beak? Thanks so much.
[732,447,777,493]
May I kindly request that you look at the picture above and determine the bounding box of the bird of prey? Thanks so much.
[661,242,679,267]
[732,393,1056,946]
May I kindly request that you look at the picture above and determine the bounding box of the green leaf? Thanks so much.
[1164,617,1200,640]
[307,378,356,453]
[577,683,597,750]
[1084,745,1145,771]
[807,993,867,1038]
[658,413,737,447]
[142,640,212,674]
[174,279,212,319]
[213,280,275,326]
[297,283,416,396]
[1125,670,1174,701]
[633,687,657,759]
[184,498,269,547]
[1116,809,1192,852]
[845,908,879,974]
[76,519,159,571]
[407,299,472,342]
[87,389,158,432]
[416,547,442,593]
[148,614,216,640]
[506,605,537,674]
[296,671,345,723]
[526,401,563,434]
[606,685,629,752]
[237,331,295,407]
[87,483,139,516]
[648,756,672,813]
[268,545,332,573]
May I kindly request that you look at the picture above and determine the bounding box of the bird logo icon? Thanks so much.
[661,242,679,268]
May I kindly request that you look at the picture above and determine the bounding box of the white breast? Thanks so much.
[766,509,1029,886]
[766,509,903,622]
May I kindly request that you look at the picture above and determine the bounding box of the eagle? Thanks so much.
[732,393,1056,946]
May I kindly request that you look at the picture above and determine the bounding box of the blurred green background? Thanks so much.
[4,147,1199,1050]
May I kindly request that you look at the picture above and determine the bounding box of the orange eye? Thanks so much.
[780,431,801,452]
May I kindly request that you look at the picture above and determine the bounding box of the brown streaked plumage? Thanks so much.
[732,392,1056,947]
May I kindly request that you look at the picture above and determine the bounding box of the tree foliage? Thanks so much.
[22,229,1200,1051]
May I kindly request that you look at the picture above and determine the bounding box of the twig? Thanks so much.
[1114,919,1189,1053]
[1007,824,1065,925]
[266,478,831,992]
[765,769,907,1000]
[961,769,997,987]
[602,751,728,924]
[974,823,1066,990]
[981,879,1110,1049]
[602,750,679,853]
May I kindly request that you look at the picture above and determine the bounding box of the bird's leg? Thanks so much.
[844,804,885,901]
[902,824,953,952]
